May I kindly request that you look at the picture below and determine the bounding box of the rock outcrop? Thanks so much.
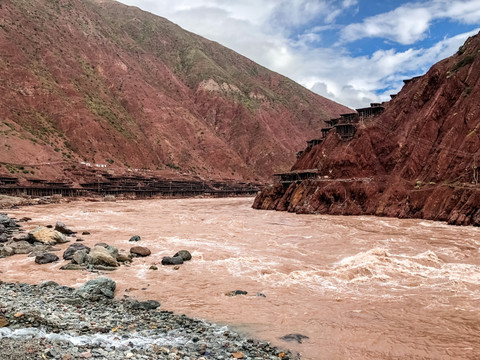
[254,32,480,226]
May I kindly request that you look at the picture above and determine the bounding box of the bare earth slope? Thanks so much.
[0,0,350,182]
[254,32,480,226]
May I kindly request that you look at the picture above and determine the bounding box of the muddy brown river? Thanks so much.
[1,197,480,359]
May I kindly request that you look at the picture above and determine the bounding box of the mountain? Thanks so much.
[0,0,350,183]
[254,32,480,226]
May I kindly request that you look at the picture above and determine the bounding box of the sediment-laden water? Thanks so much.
[2,197,480,359]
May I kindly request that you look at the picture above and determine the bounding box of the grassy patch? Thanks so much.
[451,55,475,73]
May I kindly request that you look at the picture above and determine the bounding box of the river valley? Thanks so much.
[1,197,480,359]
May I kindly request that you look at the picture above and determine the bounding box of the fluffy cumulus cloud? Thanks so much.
[117,0,480,108]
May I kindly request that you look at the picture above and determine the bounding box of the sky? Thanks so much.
[116,0,480,108]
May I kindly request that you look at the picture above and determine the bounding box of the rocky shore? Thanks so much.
[0,213,298,359]
[0,280,295,360]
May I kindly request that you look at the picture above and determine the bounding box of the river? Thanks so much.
[2,197,480,359]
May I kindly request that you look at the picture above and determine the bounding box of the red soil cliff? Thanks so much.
[254,32,480,226]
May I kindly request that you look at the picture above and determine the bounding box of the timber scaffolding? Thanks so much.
[307,102,385,148]
[0,174,261,198]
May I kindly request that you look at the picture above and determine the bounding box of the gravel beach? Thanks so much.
[0,280,297,359]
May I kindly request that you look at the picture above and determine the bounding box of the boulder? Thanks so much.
[28,227,68,245]
[88,246,119,267]
[63,243,91,260]
[0,224,5,234]
[130,246,151,257]
[129,235,141,242]
[5,240,34,255]
[173,250,192,261]
[0,214,10,225]
[72,250,89,265]
[55,222,75,235]
[75,277,116,301]
[161,256,184,265]
[0,233,7,243]
[35,253,59,264]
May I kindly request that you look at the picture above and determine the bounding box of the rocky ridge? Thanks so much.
[254,32,480,226]
[0,0,350,183]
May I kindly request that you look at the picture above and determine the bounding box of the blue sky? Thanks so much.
[116,0,480,108]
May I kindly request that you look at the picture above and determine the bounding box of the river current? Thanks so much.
[2,197,480,359]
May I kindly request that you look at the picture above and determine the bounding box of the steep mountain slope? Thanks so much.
[0,0,350,182]
[254,32,480,225]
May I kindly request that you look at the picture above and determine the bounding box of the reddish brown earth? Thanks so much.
[0,0,349,183]
[254,32,480,226]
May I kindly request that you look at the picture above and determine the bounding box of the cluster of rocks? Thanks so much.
[0,279,297,359]
[0,215,194,273]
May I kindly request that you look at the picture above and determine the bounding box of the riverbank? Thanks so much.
[0,280,294,360]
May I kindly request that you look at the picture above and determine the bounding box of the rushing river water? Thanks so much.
[2,197,480,359]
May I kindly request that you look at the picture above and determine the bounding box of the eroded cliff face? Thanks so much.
[254,32,480,226]
[0,0,350,182]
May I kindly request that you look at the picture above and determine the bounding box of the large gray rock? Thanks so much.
[75,277,116,301]
[5,240,33,255]
[88,246,119,267]
[0,233,7,243]
[35,253,59,264]
[63,243,91,260]
[0,214,10,226]
[28,227,68,245]
[0,224,5,234]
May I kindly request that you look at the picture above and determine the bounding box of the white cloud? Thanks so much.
[116,1,480,108]
[341,0,480,45]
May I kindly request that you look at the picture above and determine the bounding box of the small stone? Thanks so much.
[0,316,8,327]
[129,235,141,242]
[130,246,151,257]
[150,265,158,270]
[280,333,309,344]
[14,312,24,318]
[79,351,92,358]
[256,293,267,298]
[225,290,248,296]
[82,231,90,235]
[232,352,244,359]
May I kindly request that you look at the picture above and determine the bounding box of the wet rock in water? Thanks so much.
[35,253,59,264]
[1,240,33,256]
[130,246,151,257]
[280,333,309,344]
[149,265,158,270]
[0,224,5,234]
[54,222,75,235]
[161,256,183,265]
[226,290,248,297]
[28,227,68,245]
[63,243,91,260]
[75,238,84,242]
[116,253,132,263]
[72,250,89,265]
[127,299,160,310]
[256,293,267,298]
[18,217,32,222]
[75,277,116,300]
[39,281,59,288]
[173,250,192,261]
[88,246,119,267]
[60,263,87,271]
[81,231,90,235]
[129,235,141,242]
[0,233,7,243]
